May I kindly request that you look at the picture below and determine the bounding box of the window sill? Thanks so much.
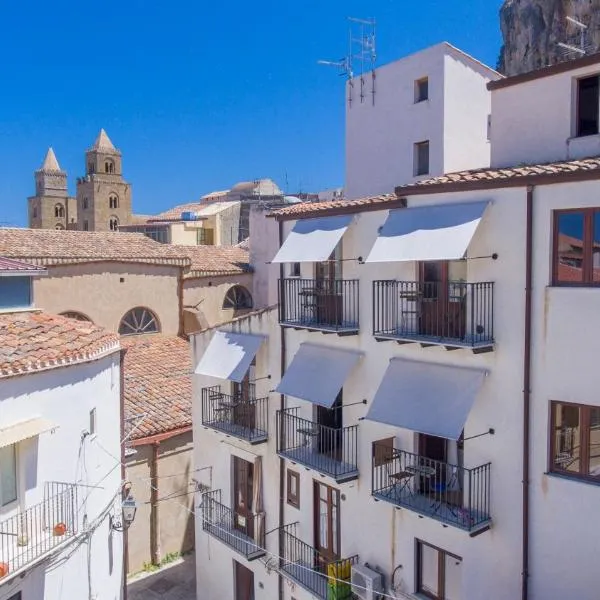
[545,471,600,488]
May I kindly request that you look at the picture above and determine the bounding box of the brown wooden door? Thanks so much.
[315,247,343,325]
[232,363,256,430]
[313,481,340,571]
[316,392,343,460]
[234,560,254,600]
[233,456,254,539]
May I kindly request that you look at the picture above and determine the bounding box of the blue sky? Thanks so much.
[0,0,502,226]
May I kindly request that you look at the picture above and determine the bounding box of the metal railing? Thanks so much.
[277,408,359,482]
[278,278,360,332]
[200,490,265,560]
[0,482,78,579]
[371,447,491,532]
[201,385,268,444]
[373,280,494,348]
[280,523,358,599]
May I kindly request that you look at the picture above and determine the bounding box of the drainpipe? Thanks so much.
[150,442,161,566]
[277,218,286,600]
[120,348,129,600]
[177,268,185,338]
[522,185,534,600]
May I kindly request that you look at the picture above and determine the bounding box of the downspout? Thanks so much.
[177,267,185,338]
[120,348,128,600]
[522,185,534,600]
[277,218,286,600]
[150,442,161,566]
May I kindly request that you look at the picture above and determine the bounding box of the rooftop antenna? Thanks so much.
[318,17,377,108]
[558,1,590,57]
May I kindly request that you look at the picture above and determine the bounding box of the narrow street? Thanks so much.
[128,553,196,600]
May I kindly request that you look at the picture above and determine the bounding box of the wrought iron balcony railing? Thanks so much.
[0,482,78,581]
[373,280,495,351]
[278,278,359,334]
[280,523,358,599]
[371,446,491,533]
[200,490,265,561]
[201,385,268,444]
[277,408,359,483]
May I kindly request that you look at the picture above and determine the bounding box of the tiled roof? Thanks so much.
[0,311,119,378]
[150,202,205,222]
[129,214,154,225]
[270,194,396,218]
[0,228,191,268]
[177,245,251,277]
[0,257,47,275]
[122,335,192,440]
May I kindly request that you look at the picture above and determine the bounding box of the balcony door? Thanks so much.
[419,261,466,339]
[232,362,256,431]
[234,560,254,600]
[232,456,254,540]
[313,481,340,570]
[316,392,343,461]
[315,245,342,325]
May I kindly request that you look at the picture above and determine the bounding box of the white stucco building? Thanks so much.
[345,42,500,200]
[0,258,125,600]
[191,52,600,600]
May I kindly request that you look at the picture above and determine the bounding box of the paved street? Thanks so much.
[128,553,196,600]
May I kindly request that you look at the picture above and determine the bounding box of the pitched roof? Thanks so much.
[122,335,192,440]
[90,128,117,152]
[39,148,61,172]
[147,200,239,223]
[177,244,251,277]
[150,202,205,222]
[0,311,119,378]
[269,194,396,219]
[0,257,47,275]
[0,228,191,268]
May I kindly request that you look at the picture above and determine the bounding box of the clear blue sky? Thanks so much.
[0,0,503,226]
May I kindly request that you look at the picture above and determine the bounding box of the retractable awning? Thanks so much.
[194,330,265,382]
[0,418,57,448]
[271,215,353,263]
[275,343,363,408]
[365,201,490,263]
[365,358,486,440]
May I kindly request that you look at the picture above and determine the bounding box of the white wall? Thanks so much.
[249,205,280,309]
[491,62,600,168]
[0,354,124,600]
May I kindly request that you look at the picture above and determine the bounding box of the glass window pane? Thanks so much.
[444,554,462,600]
[319,498,328,547]
[553,404,581,473]
[0,445,17,506]
[555,212,585,283]
[419,543,439,596]
[587,407,600,477]
[593,211,600,283]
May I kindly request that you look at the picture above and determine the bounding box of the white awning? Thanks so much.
[275,343,363,408]
[194,330,265,383]
[271,215,353,263]
[365,201,490,263]
[0,418,58,448]
[365,358,486,440]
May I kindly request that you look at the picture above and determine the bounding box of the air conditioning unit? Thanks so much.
[351,563,384,600]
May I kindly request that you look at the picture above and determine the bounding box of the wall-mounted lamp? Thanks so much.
[110,494,138,531]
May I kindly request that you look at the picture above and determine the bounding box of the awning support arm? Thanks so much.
[463,428,495,442]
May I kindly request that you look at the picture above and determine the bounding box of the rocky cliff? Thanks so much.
[498,0,600,75]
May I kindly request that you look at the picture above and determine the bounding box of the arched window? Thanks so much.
[223,285,253,310]
[109,216,119,231]
[82,197,89,210]
[88,162,95,174]
[109,195,119,209]
[105,160,114,174]
[60,311,92,323]
[55,223,65,230]
[32,207,38,219]
[119,307,160,336]
[54,204,65,218]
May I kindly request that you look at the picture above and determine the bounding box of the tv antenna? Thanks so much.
[558,1,591,57]
[318,17,377,108]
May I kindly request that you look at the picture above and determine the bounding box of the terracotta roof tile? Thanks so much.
[0,257,47,275]
[176,245,251,277]
[151,202,206,221]
[0,228,191,268]
[0,311,119,378]
[270,194,396,218]
[122,335,192,439]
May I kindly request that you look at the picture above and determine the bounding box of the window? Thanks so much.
[55,223,64,230]
[416,540,462,599]
[0,277,32,311]
[577,75,599,137]
[105,161,114,174]
[552,208,600,285]
[550,401,600,481]
[289,262,301,277]
[119,307,160,336]
[197,228,214,246]
[0,444,17,507]
[372,437,394,467]
[83,220,89,231]
[414,140,430,176]
[54,203,65,218]
[32,206,38,219]
[83,197,89,210]
[287,470,300,508]
[89,408,97,436]
[109,216,119,231]
[7,592,22,600]
[88,162,95,174]
[415,77,429,103]
[109,195,119,209]
[223,286,253,310]
[60,311,92,322]
[314,481,340,562]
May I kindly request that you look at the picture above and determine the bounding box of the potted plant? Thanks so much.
[0,562,9,578]
[52,522,67,536]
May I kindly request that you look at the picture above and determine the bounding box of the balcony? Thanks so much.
[0,482,78,581]
[201,385,268,444]
[280,523,358,599]
[372,448,491,534]
[278,278,359,335]
[200,490,265,561]
[373,280,495,352]
[276,408,359,483]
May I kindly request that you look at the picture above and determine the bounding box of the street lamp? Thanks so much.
[110,494,138,531]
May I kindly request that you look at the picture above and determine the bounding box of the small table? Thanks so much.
[406,464,436,478]
[388,470,415,501]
